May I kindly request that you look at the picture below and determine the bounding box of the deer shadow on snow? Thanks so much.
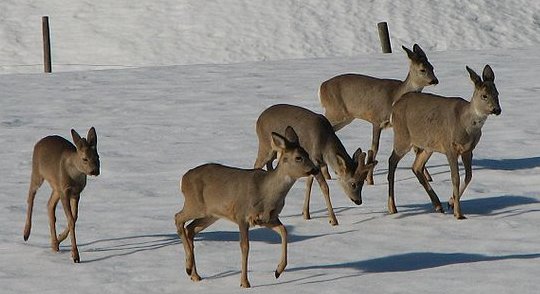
[287,251,540,282]
[76,225,331,263]
[397,195,539,217]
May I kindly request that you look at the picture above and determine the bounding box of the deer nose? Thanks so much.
[430,78,439,85]
[492,107,502,115]
[91,169,100,176]
[352,198,362,205]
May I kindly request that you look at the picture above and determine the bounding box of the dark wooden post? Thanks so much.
[42,16,52,73]
[377,22,392,53]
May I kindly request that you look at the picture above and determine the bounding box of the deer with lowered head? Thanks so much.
[23,127,100,262]
[254,104,377,226]
[319,44,438,185]
[387,65,501,219]
[175,126,318,288]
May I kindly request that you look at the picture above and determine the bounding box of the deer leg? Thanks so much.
[263,219,288,279]
[60,192,79,263]
[412,150,443,213]
[184,216,218,281]
[449,151,473,211]
[388,150,406,214]
[459,151,473,198]
[303,175,314,220]
[367,124,382,185]
[321,164,331,180]
[24,172,44,241]
[414,147,433,181]
[174,209,200,279]
[447,153,465,219]
[47,190,61,252]
[58,195,79,243]
[239,222,251,288]
[254,146,276,171]
[314,172,338,226]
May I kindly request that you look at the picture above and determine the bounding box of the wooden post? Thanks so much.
[377,22,392,53]
[42,16,52,73]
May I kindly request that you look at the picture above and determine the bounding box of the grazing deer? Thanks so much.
[387,65,501,219]
[175,127,318,288]
[319,44,438,185]
[23,127,100,262]
[254,104,377,226]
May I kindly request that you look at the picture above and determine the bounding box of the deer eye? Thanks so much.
[420,69,426,73]
[295,156,303,162]
[351,182,357,189]
[82,158,89,162]
[481,94,488,100]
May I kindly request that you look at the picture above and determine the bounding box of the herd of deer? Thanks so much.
[22,44,501,287]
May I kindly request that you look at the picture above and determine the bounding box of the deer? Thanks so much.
[174,126,318,288]
[23,127,100,263]
[319,44,438,185]
[387,65,501,219]
[254,104,377,226]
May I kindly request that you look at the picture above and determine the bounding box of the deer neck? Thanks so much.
[262,167,297,202]
[462,99,488,134]
[394,74,424,102]
[325,141,353,175]
[64,153,87,183]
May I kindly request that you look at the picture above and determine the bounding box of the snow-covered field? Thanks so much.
[1,1,539,293]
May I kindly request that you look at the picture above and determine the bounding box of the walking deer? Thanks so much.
[387,65,501,219]
[23,127,100,262]
[254,104,377,226]
[319,44,438,185]
[175,127,318,288]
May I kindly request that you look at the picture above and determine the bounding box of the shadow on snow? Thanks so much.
[397,195,539,217]
[288,251,540,274]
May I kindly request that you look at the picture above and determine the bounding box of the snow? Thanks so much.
[1,1,539,293]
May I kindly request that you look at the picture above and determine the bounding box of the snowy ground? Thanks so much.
[1,0,540,73]
[1,1,540,293]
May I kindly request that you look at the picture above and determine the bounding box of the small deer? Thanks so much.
[254,104,377,226]
[387,65,501,219]
[175,126,318,288]
[319,44,438,185]
[23,127,100,262]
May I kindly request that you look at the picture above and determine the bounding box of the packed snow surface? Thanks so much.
[1,1,539,293]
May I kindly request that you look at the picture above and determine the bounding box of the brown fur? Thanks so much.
[174,127,317,288]
[23,127,100,262]
[254,104,377,225]
[387,65,501,219]
[319,44,438,184]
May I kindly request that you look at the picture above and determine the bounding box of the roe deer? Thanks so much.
[254,104,377,226]
[319,44,438,185]
[387,65,501,219]
[175,126,318,288]
[23,127,100,262]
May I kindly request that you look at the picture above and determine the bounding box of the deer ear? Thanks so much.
[352,148,365,166]
[284,126,299,145]
[482,64,495,82]
[466,66,482,87]
[412,44,427,59]
[87,127,97,148]
[335,154,348,176]
[402,45,416,60]
[71,129,83,149]
[271,132,287,151]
